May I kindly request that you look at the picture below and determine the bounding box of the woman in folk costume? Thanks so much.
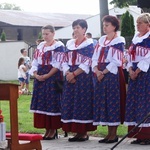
[92,15,126,143]
[124,13,150,145]
[61,19,96,142]
[29,25,64,140]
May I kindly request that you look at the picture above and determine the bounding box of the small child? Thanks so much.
[18,57,27,94]
[20,48,31,94]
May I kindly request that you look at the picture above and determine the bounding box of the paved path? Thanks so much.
[41,136,150,150]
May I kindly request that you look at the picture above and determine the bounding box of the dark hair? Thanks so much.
[36,39,44,45]
[20,48,26,54]
[18,57,24,68]
[42,25,55,33]
[86,32,92,38]
[72,19,88,30]
[102,15,120,32]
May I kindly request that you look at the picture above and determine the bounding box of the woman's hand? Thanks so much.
[66,72,75,83]
[70,79,76,83]
[41,74,50,80]
[135,68,141,76]
[96,71,104,82]
[129,68,137,80]
[35,74,45,81]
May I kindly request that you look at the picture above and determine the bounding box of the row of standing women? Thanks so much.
[29,13,150,144]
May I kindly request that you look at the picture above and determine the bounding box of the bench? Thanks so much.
[6,133,42,150]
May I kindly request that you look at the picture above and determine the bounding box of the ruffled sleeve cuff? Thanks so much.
[106,63,118,74]
[52,62,61,70]
[62,64,70,76]
[29,66,38,76]
[91,61,98,72]
[78,63,90,74]
[137,60,150,72]
[126,62,133,71]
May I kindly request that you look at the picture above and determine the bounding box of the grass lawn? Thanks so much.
[0,80,127,137]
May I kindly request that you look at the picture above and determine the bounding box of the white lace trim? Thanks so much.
[132,31,150,44]
[99,35,125,47]
[61,119,93,123]
[93,121,120,126]
[30,110,61,116]
[124,122,150,127]
[66,38,93,50]
[37,41,64,52]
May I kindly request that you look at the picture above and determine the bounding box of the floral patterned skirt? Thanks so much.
[30,65,62,129]
[124,63,150,139]
[93,63,126,126]
[61,65,96,133]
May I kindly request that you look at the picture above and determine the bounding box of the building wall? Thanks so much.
[55,6,141,40]
[55,14,101,39]
[0,22,63,45]
[0,24,41,45]
[0,41,28,80]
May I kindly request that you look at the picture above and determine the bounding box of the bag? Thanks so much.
[55,80,64,93]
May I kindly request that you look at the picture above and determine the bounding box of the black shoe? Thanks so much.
[68,136,79,142]
[140,139,150,145]
[64,131,68,137]
[131,139,142,144]
[55,130,58,139]
[78,135,89,142]
[44,131,58,140]
[98,138,108,143]
[106,136,118,143]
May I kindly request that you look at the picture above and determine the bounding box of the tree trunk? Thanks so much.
[99,0,109,36]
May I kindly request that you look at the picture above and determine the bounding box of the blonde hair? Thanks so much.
[137,13,150,25]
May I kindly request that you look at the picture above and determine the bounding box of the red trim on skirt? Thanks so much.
[118,67,126,124]
[128,126,150,139]
[34,113,62,130]
[62,122,97,134]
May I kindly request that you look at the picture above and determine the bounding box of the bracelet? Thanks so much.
[72,72,76,77]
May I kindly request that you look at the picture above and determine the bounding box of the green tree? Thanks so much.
[121,11,135,37]
[130,14,135,36]
[110,0,150,12]
[38,32,42,39]
[0,3,21,10]
[110,0,137,8]
[0,31,6,41]
[121,11,135,48]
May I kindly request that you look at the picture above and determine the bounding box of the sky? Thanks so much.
[0,0,113,15]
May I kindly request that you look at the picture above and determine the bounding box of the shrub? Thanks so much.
[0,31,6,41]
[38,32,42,39]
[121,11,135,48]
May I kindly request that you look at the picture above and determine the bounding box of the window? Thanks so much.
[33,29,37,36]
[17,29,23,41]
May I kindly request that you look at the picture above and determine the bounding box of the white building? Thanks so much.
[0,41,28,80]
[55,14,101,39]
[55,6,141,39]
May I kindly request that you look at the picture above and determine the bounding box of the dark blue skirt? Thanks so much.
[93,63,124,126]
[30,65,61,116]
[125,63,150,126]
[61,65,94,123]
